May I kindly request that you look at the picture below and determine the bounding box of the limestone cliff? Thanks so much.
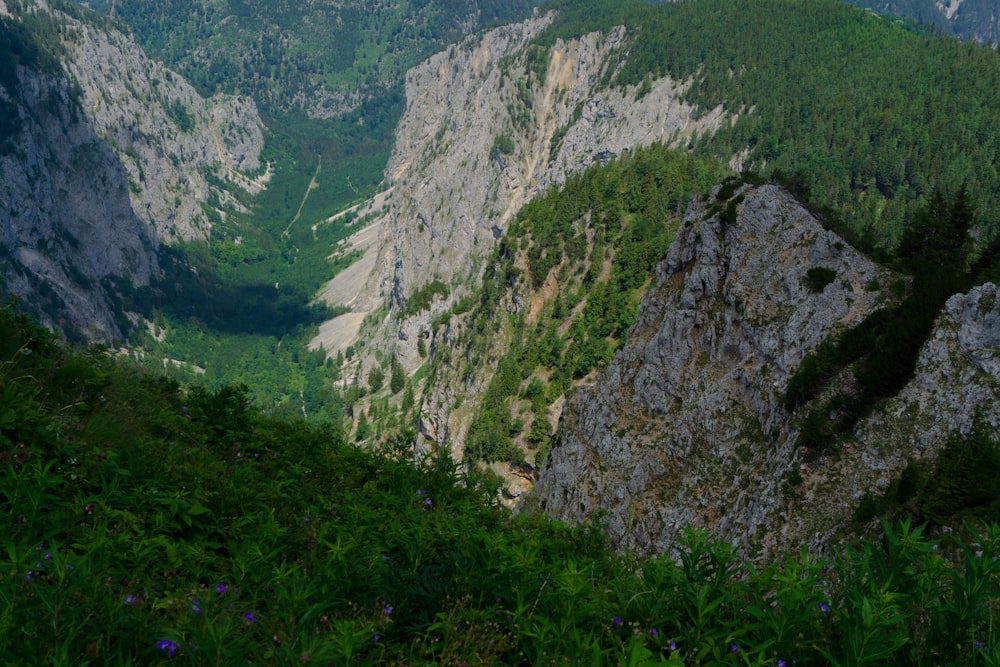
[0,0,264,341]
[527,184,1000,563]
[40,0,266,243]
[0,6,156,340]
[312,12,730,450]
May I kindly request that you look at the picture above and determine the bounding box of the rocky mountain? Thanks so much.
[0,0,264,340]
[70,0,538,119]
[526,183,1000,563]
[309,1,1000,540]
[312,10,727,381]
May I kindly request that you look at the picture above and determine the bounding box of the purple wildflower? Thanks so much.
[382,601,393,616]
[192,598,202,614]
[778,661,787,667]
[44,552,52,560]
[371,634,382,642]
[650,628,659,637]
[243,611,257,623]
[730,643,739,653]
[157,639,180,657]
[612,616,622,626]
[669,641,677,651]
[424,498,433,506]
[24,571,33,582]
[124,594,138,606]
[215,583,227,595]
[819,602,830,613]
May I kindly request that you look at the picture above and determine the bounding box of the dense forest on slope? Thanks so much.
[4,306,1000,664]
[537,0,1000,250]
[843,0,1000,44]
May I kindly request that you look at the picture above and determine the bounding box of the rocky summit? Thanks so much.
[527,183,1000,563]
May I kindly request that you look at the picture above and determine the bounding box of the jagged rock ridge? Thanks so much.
[527,184,1000,563]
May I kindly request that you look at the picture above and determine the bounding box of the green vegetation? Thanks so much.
[537,0,1000,249]
[402,279,451,317]
[448,145,729,463]
[785,187,1000,453]
[856,415,1000,527]
[4,306,1000,665]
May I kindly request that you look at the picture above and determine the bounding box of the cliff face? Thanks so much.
[527,184,1000,563]
[0,0,264,341]
[313,13,730,450]
[0,16,156,340]
[44,0,266,243]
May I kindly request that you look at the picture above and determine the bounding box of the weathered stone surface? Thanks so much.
[0,0,265,341]
[315,12,730,459]
[528,185,1000,564]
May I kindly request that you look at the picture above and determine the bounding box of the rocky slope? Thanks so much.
[526,183,1000,563]
[1,4,157,340]
[44,0,266,243]
[0,0,264,341]
[313,12,730,439]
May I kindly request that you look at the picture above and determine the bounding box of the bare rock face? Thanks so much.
[0,0,265,341]
[0,45,156,341]
[527,184,1000,564]
[314,12,730,453]
[52,0,266,243]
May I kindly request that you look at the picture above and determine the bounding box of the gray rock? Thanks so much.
[528,185,1000,564]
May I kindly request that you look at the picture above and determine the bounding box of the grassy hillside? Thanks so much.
[3,306,1000,664]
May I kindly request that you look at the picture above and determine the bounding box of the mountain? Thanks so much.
[69,0,538,118]
[304,0,1000,554]
[844,0,1000,43]
[0,0,265,340]
[528,182,1000,563]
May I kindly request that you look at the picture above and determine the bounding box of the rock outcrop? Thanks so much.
[313,12,731,453]
[48,0,266,243]
[527,184,1000,563]
[0,0,265,341]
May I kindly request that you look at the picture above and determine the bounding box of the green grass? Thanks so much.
[3,305,1000,665]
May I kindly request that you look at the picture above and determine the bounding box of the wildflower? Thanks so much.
[424,498,433,506]
[730,643,739,652]
[215,583,227,595]
[372,634,382,642]
[243,611,257,623]
[382,601,393,616]
[416,489,425,495]
[157,639,180,657]
[24,571,33,582]
[975,641,987,649]
[612,616,622,626]
[819,602,830,613]
[778,661,787,667]
[44,552,52,560]
[191,598,202,614]
[669,641,678,651]
[650,628,659,637]
[124,594,138,606]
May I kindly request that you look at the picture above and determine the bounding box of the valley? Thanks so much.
[2,0,1000,661]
